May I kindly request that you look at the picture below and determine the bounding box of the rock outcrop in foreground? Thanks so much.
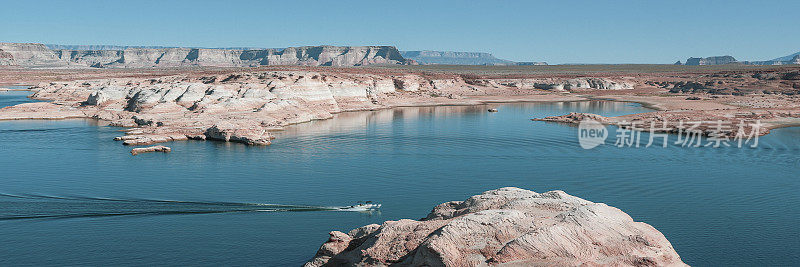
[306,187,686,267]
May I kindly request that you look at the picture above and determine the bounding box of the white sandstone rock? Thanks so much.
[305,187,686,267]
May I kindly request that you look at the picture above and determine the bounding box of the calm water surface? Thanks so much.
[0,92,798,266]
[0,87,37,107]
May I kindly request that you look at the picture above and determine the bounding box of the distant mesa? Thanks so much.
[44,44,269,50]
[0,42,552,68]
[0,49,13,66]
[771,51,800,62]
[684,56,738,65]
[45,44,177,50]
[679,51,800,66]
[515,61,549,66]
[400,50,546,66]
[401,50,513,65]
[745,52,800,65]
[0,42,413,68]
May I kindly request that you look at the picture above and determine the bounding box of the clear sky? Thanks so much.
[2,0,798,64]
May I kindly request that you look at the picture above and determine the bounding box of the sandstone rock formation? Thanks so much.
[3,62,799,152]
[496,77,634,91]
[204,122,272,145]
[401,50,516,65]
[0,48,15,66]
[0,67,632,148]
[684,56,738,66]
[747,52,800,65]
[0,69,589,147]
[400,50,548,66]
[532,112,610,123]
[305,187,686,267]
[130,145,171,155]
[0,43,63,67]
[0,43,412,68]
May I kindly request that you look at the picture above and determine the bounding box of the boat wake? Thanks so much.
[0,193,380,221]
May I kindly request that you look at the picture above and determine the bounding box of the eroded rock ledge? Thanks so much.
[305,187,686,267]
[130,145,171,156]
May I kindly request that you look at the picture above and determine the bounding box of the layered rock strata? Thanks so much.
[5,66,800,150]
[493,77,634,91]
[130,145,171,156]
[1,70,627,148]
[400,50,515,65]
[0,43,412,68]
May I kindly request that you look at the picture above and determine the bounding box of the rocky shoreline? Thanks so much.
[0,68,624,150]
[130,145,171,156]
[1,66,799,152]
[305,187,687,266]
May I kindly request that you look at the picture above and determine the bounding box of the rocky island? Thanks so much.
[305,187,686,266]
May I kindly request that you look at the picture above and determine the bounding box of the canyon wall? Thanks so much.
[0,43,63,67]
[0,43,412,68]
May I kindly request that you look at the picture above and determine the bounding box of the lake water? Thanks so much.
[0,87,38,107]
[1,91,798,266]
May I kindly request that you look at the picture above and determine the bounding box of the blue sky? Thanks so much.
[2,0,798,63]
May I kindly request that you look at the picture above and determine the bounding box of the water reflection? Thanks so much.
[276,101,645,139]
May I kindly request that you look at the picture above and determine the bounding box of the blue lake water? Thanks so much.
[1,91,798,266]
[0,87,38,107]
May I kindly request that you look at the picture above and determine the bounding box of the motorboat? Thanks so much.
[339,201,381,211]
